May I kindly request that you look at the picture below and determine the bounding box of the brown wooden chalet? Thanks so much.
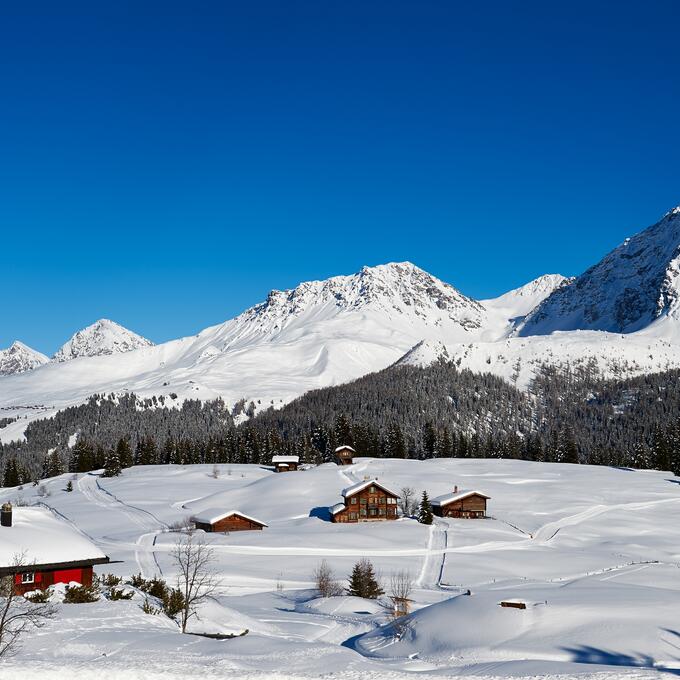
[272,455,299,473]
[0,503,109,596]
[190,508,267,532]
[330,479,399,522]
[431,486,490,519]
[334,445,355,466]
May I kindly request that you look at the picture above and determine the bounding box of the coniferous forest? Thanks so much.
[2,360,680,485]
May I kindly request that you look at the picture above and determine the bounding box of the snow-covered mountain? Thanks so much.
[3,207,680,441]
[52,319,154,363]
[519,207,680,336]
[0,341,49,376]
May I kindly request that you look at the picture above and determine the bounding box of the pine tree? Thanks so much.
[69,437,95,473]
[2,458,20,487]
[347,558,383,599]
[418,490,433,525]
[116,437,133,469]
[102,446,122,477]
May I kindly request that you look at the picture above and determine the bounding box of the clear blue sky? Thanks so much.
[1,1,679,355]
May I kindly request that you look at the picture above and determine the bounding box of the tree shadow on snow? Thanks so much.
[665,479,680,485]
[309,506,331,521]
[561,644,680,674]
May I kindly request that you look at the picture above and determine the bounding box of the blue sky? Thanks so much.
[1,1,679,354]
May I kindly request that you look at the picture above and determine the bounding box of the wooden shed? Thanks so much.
[431,487,490,519]
[0,503,109,596]
[191,508,267,533]
[330,479,399,523]
[272,455,300,473]
[334,445,356,466]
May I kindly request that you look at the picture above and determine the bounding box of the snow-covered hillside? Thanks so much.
[0,341,48,375]
[1,457,679,678]
[519,207,680,336]
[52,318,154,362]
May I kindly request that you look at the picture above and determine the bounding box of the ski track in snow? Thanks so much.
[77,473,167,577]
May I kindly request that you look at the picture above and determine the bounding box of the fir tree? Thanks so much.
[418,490,433,525]
[347,558,383,599]
[116,437,133,469]
[102,446,122,477]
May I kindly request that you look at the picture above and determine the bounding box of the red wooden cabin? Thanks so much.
[0,503,109,596]
[431,487,490,519]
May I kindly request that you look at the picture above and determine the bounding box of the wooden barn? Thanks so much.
[330,479,399,523]
[431,487,490,519]
[334,445,355,466]
[272,454,299,473]
[190,508,267,533]
[0,503,109,596]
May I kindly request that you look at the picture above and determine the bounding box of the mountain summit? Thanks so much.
[52,319,154,362]
[0,341,49,376]
[518,207,680,336]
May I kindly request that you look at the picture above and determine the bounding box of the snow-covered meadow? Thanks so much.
[2,457,680,679]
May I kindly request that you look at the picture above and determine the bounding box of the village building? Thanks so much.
[272,454,300,473]
[0,503,109,596]
[190,508,267,532]
[334,445,355,466]
[330,479,399,523]
[431,486,490,519]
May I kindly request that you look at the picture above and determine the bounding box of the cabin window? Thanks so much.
[369,508,378,516]
[21,572,35,584]
[349,512,357,520]
[379,507,385,516]
[369,486,376,493]
[379,497,386,504]
[360,509,367,517]
[360,498,367,505]
[350,497,357,504]
[386,498,395,504]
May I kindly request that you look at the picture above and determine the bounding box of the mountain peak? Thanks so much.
[52,319,154,362]
[519,207,680,336]
[0,341,49,376]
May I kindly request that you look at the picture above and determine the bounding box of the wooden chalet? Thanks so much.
[334,445,355,466]
[272,454,299,473]
[330,479,399,523]
[431,486,490,519]
[0,503,109,596]
[190,508,267,533]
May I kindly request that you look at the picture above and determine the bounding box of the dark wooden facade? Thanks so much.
[335,446,355,466]
[194,513,266,533]
[432,492,488,519]
[332,483,399,523]
[274,461,298,472]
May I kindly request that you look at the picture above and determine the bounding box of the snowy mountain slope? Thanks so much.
[2,458,680,677]
[52,318,154,362]
[0,341,49,375]
[519,207,680,336]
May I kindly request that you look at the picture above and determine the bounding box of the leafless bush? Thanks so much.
[313,559,343,598]
[168,516,194,533]
[399,487,418,517]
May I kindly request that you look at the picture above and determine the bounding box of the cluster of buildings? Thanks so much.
[0,445,490,595]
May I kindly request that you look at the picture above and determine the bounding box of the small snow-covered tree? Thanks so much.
[418,491,433,525]
[347,558,383,599]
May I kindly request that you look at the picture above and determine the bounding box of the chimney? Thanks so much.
[1,502,12,528]
[454,485,458,494]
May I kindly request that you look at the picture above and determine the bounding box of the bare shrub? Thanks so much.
[313,559,342,598]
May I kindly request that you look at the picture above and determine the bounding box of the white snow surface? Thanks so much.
[0,341,49,376]
[0,506,106,567]
[1,458,679,679]
[52,318,153,362]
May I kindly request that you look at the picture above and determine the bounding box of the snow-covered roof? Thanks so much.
[341,479,398,498]
[330,503,346,516]
[0,506,107,570]
[190,508,267,527]
[335,445,356,453]
[431,489,490,506]
[272,455,299,464]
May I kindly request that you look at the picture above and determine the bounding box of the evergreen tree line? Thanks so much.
[3,361,680,484]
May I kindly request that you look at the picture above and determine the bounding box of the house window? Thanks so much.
[360,509,367,517]
[349,512,357,520]
[369,508,378,516]
[21,572,35,584]
[379,497,386,504]
[379,507,385,516]
[370,486,376,493]
[360,498,367,505]
[350,497,357,505]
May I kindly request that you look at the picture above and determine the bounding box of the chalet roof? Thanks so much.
[0,506,107,570]
[431,489,490,506]
[190,508,268,527]
[341,479,398,498]
[330,503,346,516]
[271,455,299,464]
[334,445,356,453]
